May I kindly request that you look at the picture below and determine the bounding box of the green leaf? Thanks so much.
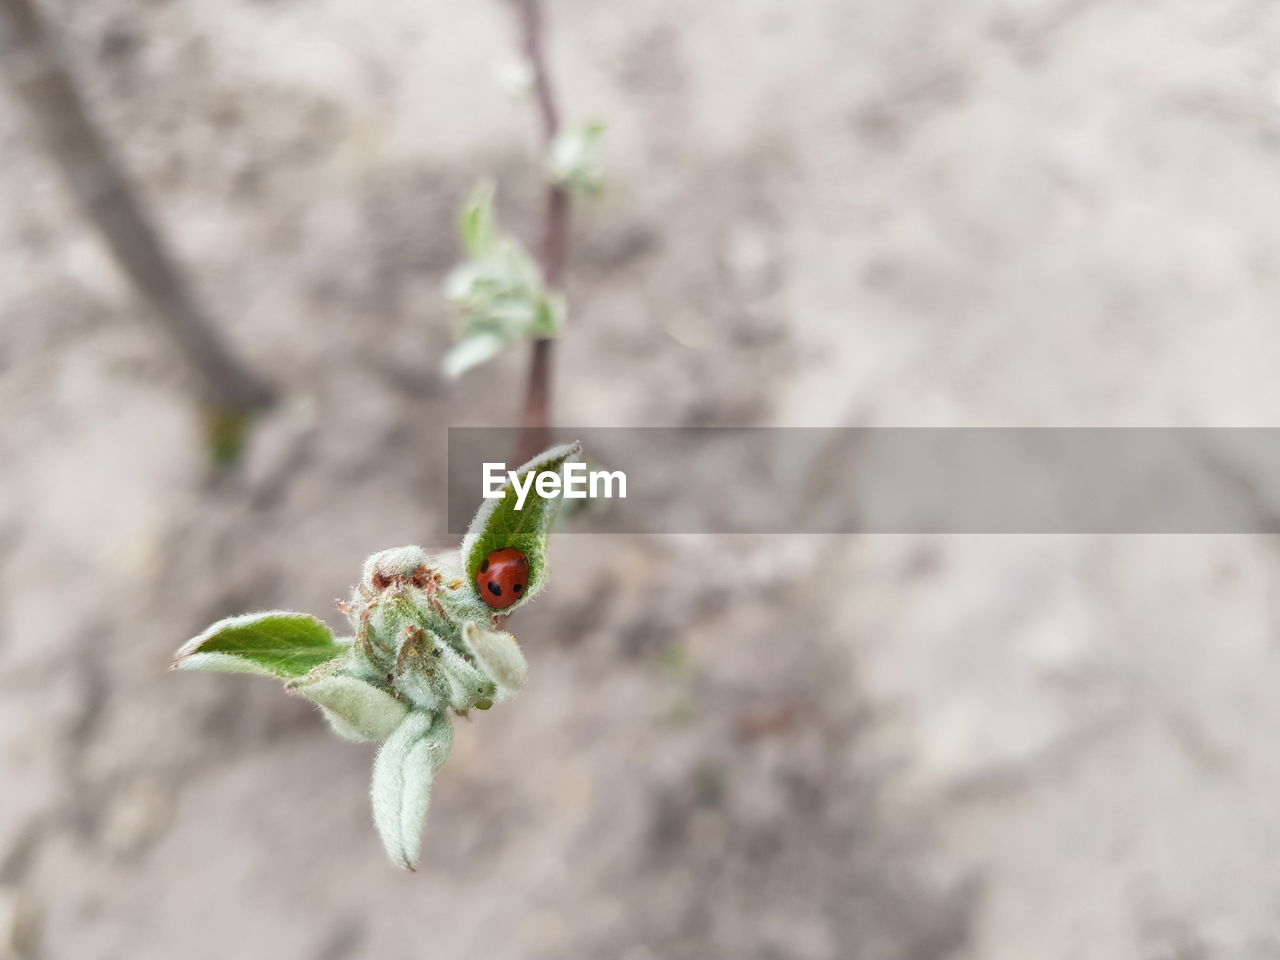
[172,611,346,680]
[445,181,565,378]
[371,710,453,870]
[531,294,566,337]
[288,671,409,742]
[461,621,528,696]
[459,182,496,258]
[549,120,606,197]
[460,441,582,611]
[442,332,508,379]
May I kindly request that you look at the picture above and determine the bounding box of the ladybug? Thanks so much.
[475,548,530,610]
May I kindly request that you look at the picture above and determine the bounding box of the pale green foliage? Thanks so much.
[288,669,409,742]
[171,443,580,869]
[371,710,452,870]
[458,181,497,258]
[442,183,564,378]
[440,331,506,379]
[171,611,347,679]
[549,120,606,197]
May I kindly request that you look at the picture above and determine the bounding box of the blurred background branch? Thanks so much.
[0,0,273,460]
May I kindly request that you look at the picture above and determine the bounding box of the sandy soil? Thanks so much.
[4,0,1280,958]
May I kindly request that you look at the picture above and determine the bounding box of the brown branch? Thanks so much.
[515,0,560,145]
[0,0,274,420]
[513,0,570,464]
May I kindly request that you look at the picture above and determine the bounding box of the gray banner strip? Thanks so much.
[447,428,1280,534]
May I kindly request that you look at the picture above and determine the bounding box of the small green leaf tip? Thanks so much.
[549,119,606,197]
[460,440,582,613]
[459,180,497,258]
[172,611,346,679]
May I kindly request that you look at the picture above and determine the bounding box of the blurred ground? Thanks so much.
[3,0,1280,958]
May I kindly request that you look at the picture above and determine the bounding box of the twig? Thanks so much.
[513,0,570,464]
[0,0,274,421]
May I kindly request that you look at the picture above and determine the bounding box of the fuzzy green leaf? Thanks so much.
[172,611,346,680]
[460,441,581,611]
[289,672,409,742]
[371,710,453,870]
[461,621,528,696]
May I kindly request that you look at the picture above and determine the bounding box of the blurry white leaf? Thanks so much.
[549,120,606,197]
[496,58,535,98]
[442,333,508,378]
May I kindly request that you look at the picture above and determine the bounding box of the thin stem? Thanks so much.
[513,0,570,464]
[0,0,274,417]
[519,338,553,461]
[516,0,559,144]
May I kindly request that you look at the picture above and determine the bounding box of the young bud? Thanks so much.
[170,444,582,869]
[461,621,529,697]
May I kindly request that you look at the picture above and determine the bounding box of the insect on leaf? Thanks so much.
[460,441,581,611]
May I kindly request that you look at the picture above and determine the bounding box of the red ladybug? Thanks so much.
[475,548,530,610]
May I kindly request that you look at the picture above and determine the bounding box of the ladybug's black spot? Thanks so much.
[513,583,523,593]
[487,581,502,597]
[480,559,490,573]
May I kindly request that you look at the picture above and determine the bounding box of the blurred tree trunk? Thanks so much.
[0,0,274,423]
